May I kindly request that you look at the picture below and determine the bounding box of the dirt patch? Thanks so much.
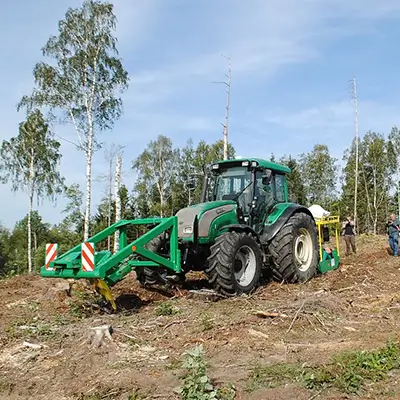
[1,235,400,399]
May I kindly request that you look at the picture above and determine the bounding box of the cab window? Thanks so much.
[274,174,285,202]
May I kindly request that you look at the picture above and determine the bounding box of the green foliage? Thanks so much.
[299,144,338,208]
[62,183,84,234]
[247,341,400,395]
[175,345,236,400]
[342,132,394,233]
[279,155,307,204]
[133,135,180,217]
[155,300,180,316]
[0,109,63,198]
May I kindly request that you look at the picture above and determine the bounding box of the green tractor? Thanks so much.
[41,158,322,307]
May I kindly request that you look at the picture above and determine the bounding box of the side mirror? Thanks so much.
[186,178,196,189]
[262,170,272,185]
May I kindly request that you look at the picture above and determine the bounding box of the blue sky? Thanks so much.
[1,0,400,229]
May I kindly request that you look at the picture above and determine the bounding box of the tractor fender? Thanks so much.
[222,224,260,241]
[261,204,315,243]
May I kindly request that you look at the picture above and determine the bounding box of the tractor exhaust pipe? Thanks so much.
[201,172,209,203]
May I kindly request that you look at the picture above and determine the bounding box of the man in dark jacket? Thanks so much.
[387,214,400,257]
[342,216,356,256]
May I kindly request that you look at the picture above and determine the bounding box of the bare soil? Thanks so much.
[1,235,400,400]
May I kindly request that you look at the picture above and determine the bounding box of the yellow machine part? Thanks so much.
[315,215,340,260]
[93,278,117,311]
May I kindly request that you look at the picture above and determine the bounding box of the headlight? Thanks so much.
[212,164,219,169]
[183,226,193,234]
[242,161,249,166]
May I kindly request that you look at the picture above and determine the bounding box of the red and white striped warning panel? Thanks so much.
[81,242,95,272]
[45,243,58,270]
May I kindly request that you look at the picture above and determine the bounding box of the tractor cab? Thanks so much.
[205,158,290,232]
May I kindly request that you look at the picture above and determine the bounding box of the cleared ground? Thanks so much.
[0,235,399,400]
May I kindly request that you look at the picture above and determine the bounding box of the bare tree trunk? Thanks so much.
[373,168,377,234]
[84,129,94,241]
[397,174,400,220]
[107,155,113,251]
[361,166,373,232]
[27,189,33,274]
[27,151,34,274]
[113,154,122,253]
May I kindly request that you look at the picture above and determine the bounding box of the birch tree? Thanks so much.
[299,144,338,208]
[388,127,400,218]
[62,183,85,235]
[133,135,179,217]
[113,153,122,252]
[359,131,392,234]
[18,0,129,240]
[0,110,63,273]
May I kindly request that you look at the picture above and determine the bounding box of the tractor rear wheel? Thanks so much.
[206,231,263,296]
[268,212,318,283]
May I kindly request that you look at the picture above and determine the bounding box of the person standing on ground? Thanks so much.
[386,214,400,257]
[342,216,356,256]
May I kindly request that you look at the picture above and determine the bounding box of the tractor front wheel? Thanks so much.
[206,231,263,296]
[269,212,318,283]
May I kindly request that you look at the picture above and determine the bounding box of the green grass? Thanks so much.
[247,340,400,396]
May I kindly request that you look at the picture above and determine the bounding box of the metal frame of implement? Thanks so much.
[41,214,341,307]
[41,217,182,288]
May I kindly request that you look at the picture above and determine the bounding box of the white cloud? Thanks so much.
[263,100,400,134]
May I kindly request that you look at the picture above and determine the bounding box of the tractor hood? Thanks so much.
[189,200,236,213]
[175,200,238,239]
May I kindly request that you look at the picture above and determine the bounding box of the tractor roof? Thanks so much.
[215,158,291,174]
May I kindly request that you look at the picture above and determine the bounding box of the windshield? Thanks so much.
[212,167,252,212]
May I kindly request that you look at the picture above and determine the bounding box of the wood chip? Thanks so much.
[254,311,288,318]
[248,328,269,339]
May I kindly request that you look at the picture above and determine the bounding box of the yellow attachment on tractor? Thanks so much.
[93,278,117,311]
[315,215,341,273]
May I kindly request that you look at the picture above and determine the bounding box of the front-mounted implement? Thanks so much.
[41,217,182,309]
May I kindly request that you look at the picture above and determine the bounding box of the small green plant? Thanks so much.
[155,300,180,316]
[128,389,144,399]
[175,344,235,400]
[199,312,214,332]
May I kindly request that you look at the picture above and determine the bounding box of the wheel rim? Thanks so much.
[294,228,313,272]
[233,245,257,287]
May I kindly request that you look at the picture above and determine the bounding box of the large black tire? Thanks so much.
[135,236,165,285]
[205,231,263,296]
[268,212,318,283]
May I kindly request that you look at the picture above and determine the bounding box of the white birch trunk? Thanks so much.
[27,190,33,274]
[397,168,400,220]
[83,129,94,241]
[113,154,122,253]
[107,156,113,251]
[373,168,377,235]
[27,154,34,274]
